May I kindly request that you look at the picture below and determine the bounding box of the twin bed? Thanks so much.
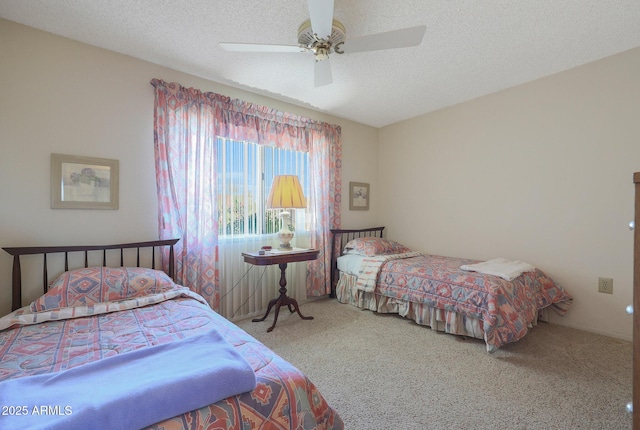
[0,240,343,429]
[330,227,573,352]
[0,227,574,427]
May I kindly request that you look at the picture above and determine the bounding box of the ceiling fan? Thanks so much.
[219,0,427,87]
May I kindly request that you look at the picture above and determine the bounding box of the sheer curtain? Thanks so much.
[152,81,218,307]
[151,79,341,313]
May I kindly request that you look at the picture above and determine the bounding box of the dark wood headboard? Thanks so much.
[329,227,384,297]
[2,239,179,311]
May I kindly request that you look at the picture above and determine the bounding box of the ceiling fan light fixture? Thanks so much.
[314,46,330,61]
[220,3,426,89]
[297,19,346,51]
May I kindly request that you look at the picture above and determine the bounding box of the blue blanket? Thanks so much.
[0,329,257,430]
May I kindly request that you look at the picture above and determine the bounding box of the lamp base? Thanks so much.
[277,211,294,249]
[278,232,293,251]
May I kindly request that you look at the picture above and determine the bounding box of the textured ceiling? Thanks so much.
[1,0,639,127]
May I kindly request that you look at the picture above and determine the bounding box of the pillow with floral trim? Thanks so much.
[343,237,412,256]
[30,267,177,312]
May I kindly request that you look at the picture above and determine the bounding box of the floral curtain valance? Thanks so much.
[150,79,340,151]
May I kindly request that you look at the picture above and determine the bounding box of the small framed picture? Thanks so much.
[51,153,119,209]
[349,182,369,211]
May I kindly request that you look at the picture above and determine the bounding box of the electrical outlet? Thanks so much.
[598,277,613,294]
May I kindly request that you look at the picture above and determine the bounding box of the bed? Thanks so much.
[330,227,573,353]
[0,239,343,430]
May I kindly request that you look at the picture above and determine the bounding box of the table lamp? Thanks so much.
[266,175,307,249]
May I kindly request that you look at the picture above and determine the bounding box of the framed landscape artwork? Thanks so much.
[51,153,119,209]
[349,182,369,211]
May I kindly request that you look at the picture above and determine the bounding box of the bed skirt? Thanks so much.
[335,272,545,344]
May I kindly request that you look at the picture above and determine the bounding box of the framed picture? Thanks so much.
[51,153,119,209]
[349,182,370,211]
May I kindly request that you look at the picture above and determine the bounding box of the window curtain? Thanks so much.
[151,81,219,307]
[306,125,342,295]
[151,79,341,308]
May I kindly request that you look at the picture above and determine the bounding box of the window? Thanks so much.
[216,138,309,237]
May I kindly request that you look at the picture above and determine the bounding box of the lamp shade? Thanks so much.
[266,175,307,209]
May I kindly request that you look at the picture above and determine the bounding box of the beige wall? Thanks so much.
[3,17,637,342]
[0,19,379,315]
[379,47,640,341]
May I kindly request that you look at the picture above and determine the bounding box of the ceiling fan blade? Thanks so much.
[307,0,335,39]
[340,25,427,54]
[220,42,308,53]
[314,59,333,87]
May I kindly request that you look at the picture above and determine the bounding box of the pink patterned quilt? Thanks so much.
[0,278,343,429]
[360,253,573,352]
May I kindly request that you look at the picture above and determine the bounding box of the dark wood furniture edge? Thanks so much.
[329,226,385,298]
[2,239,179,312]
[634,172,639,429]
[242,249,319,266]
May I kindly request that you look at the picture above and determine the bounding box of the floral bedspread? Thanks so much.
[0,294,343,429]
[360,253,573,352]
[355,251,423,292]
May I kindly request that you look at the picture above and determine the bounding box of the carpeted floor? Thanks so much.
[236,298,632,430]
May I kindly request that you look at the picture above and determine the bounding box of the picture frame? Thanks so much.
[51,153,119,209]
[349,182,370,211]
